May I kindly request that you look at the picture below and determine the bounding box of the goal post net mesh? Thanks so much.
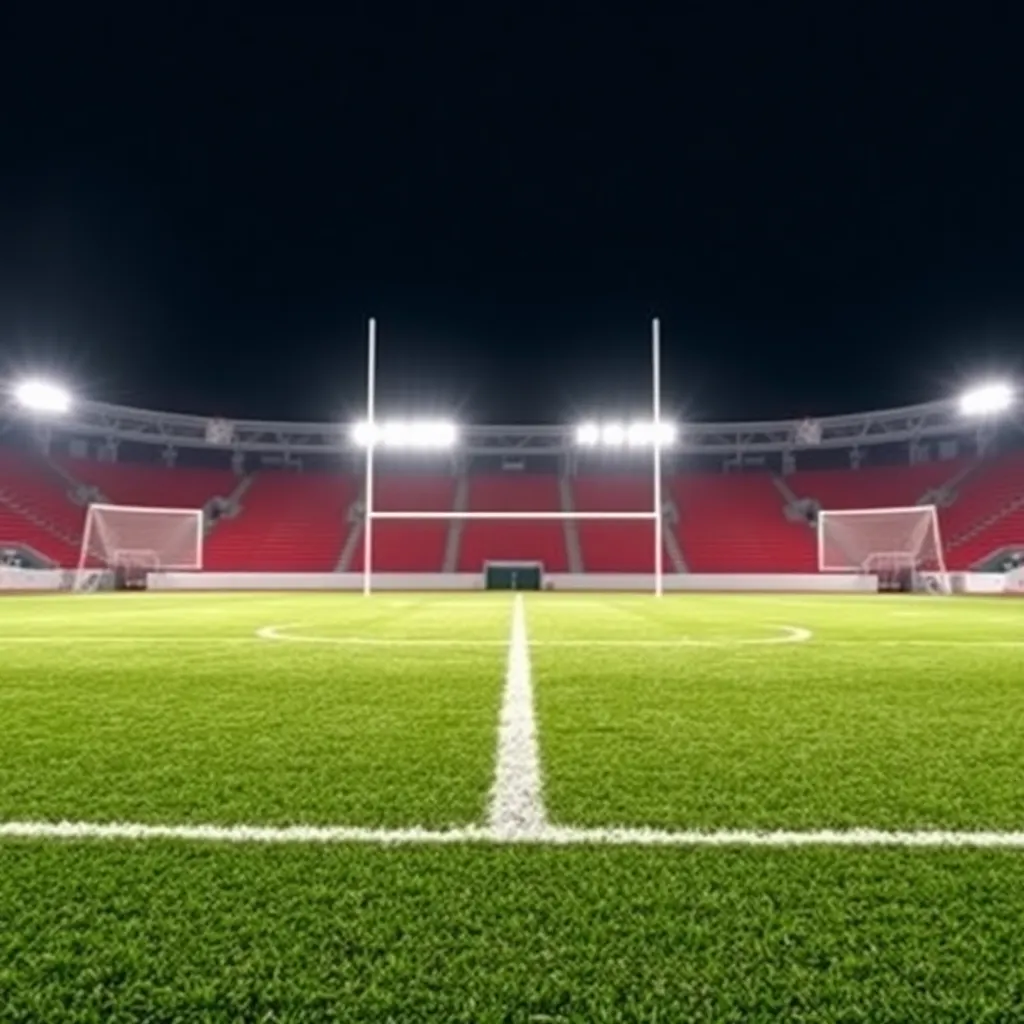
[818,506,949,591]
[76,504,204,588]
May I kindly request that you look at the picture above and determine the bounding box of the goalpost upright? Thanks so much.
[360,318,666,596]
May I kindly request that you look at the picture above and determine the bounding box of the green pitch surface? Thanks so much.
[4,591,1024,1019]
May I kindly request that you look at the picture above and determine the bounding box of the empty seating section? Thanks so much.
[674,474,815,572]
[3,442,1024,574]
[459,474,566,572]
[0,448,83,564]
[206,471,355,571]
[62,459,236,509]
[573,476,658,572]
[353,475,455,572]
[940,452,1024,568]
[788,462,958,512]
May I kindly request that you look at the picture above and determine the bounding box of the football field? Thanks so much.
[3,592,1024,1019]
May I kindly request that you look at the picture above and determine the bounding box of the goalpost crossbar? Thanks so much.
[360,318,667,595]
[370,511,659,521]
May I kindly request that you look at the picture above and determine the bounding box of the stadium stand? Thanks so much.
[940,451,1024,568]
[351,474,456,572]
[459,473,567,572]
[572,475,659,572]
[61,458,236,511]
[0,447,83,565]
[673,473,816,572]
[205,470,355,571]
[3,440,1024,574]
[787,462,960,512]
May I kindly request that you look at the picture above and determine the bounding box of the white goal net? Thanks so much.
[75,504,204,591]
[818,505,950,593]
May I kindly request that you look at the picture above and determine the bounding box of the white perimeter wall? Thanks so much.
[0,568,67,591]
[6,567,1014,595]
[148,571,880,593]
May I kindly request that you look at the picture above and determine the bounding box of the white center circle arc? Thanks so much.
[255,624,813,647]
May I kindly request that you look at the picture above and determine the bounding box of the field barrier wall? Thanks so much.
[145,571,880,593]
[5,569,1011,595]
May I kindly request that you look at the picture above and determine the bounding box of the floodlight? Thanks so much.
[13,378,72,414]
[575,419,677,448]
[350,418,457,450]
[601,423,626,447]
[657,422,678,446]
[959,382,1015,417]
[627,422,651,447]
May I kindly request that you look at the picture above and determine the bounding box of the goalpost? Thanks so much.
[818,505,951,594]
[75,504,204,592]
[360,318,667,596]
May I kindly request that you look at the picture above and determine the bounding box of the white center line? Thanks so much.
[487,594,547,838]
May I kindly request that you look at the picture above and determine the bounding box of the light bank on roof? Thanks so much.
[2,377,1019,462]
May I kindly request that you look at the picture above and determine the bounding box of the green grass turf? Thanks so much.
[528,594,1024,830]
[0,594,510,827]
[3,843,1024,1021]
[5,592,1024,1018]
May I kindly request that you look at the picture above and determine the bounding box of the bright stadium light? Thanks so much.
[575,419,677,448]
[350,418,458,450]
[13,378,72,415]
[601,422,626,447]
[959,382,1015,417]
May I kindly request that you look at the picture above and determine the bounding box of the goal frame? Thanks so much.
[75,503,205,592]
[817,504,951,594]
[359,318,668,596]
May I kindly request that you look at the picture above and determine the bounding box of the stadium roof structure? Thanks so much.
[1,392,1017,458]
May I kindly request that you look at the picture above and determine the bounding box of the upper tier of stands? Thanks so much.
[2,444,1022,573]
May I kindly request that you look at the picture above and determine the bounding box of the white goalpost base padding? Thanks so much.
[75,504,204,591]
[818,505,951,593]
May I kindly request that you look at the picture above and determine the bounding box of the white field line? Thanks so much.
[6,819,1024,848]
[253,624,813,647]
[487,594,547,837]
[6,628,1024,648]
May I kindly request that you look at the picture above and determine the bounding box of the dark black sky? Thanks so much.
[1,6,1023,425]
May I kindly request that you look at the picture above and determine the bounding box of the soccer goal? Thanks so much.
[818,505,951,593]
[75,504,204,592]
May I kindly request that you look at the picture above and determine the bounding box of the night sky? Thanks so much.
[1,8,1022,426]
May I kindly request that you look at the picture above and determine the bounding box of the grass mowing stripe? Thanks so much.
[488,594,546,837]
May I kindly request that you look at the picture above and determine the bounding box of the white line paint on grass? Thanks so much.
[7,819,1024,848]
[487,594,547,838]
[253,624,812,648]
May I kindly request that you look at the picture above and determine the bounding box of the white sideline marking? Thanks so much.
[488,594,547,837]
[6,819,1024,848]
